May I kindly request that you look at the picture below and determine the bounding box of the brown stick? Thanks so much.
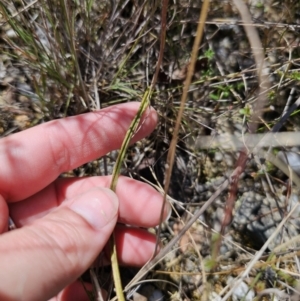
[216,0,271,259]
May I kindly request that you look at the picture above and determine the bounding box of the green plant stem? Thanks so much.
[109,87,152,301]
[108,0,169,296]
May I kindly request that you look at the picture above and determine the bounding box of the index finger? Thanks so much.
[0,102,157,202]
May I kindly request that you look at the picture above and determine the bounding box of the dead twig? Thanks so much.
[215,0,271,262]
[125,173,229,293]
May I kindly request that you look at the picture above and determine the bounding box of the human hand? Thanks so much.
[0,102,169,301]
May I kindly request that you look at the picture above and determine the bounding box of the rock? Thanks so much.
[277,150,300,175]
[208,292,221,301]
[133,285,164,301]
[227,277,255,301]
[149,289,164,301]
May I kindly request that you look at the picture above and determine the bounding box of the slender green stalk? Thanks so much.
[109,1,169,298]
[109,87,152,301]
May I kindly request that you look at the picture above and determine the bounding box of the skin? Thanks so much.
[0,102,169,301]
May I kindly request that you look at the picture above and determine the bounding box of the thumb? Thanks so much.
[0,187,118,301]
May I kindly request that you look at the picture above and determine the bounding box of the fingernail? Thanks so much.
[69,188,118,230]
[163,201,172,223]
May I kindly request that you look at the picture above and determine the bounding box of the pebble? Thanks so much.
[277,150,300,175]
[149,290,164,301]
[214,151,223,162]
[208,292,221,301]
[227,277,255,301]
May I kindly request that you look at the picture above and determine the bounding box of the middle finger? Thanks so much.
[9,176,169,228]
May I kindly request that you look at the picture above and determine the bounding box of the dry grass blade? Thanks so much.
[163,0,210,194]
[161,0,210,236]
[214,0,271,265]
[124,0,211,291]
[125,172,229,293]
[60,0,88,102]
[195,131,300,187]
[0,0,38,21]
[221,202,300,301]
[232,0,270,135]
[195,131,300,150]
